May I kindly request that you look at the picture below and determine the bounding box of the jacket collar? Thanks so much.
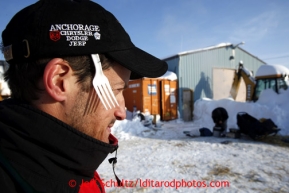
[0,99,118,180]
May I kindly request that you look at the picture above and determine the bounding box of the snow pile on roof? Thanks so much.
[162,43,233,59]
[178,43,232,56]
[255,64,289,77]
[157,71,177,80]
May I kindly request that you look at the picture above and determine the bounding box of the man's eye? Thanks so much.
[113,88,124,94]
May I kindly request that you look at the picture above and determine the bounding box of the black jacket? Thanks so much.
[0,99,118,192]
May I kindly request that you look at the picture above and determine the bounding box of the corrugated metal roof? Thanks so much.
[163,42,266,64]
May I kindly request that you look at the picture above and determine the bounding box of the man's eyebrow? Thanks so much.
[111,82,128,89]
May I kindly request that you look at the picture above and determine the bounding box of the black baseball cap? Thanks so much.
[1,0,168,79]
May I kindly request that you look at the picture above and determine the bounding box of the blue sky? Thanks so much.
[1,0,289,68]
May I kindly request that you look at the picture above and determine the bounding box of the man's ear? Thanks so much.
[43,58,70,101]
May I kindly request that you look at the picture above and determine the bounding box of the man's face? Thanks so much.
[68,62,131,143]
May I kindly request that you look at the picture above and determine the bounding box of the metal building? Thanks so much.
[162,43,266,121]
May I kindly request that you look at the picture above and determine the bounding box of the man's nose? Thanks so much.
[114,99,126,120]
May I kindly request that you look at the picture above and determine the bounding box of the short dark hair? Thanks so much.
[4,54,113,103]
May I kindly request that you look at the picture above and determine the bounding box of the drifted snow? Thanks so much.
[193,89,289,136]
[97,87,289,193]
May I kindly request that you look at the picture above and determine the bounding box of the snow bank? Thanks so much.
[192,88,289,135]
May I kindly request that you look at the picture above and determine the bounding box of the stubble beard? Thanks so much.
[68,89,109,143]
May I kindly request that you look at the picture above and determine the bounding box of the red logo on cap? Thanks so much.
[50,31,61,41]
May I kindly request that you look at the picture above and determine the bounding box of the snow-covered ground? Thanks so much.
[97,88,289,193]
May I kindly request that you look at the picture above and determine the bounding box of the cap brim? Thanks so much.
[106,47,168,79]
